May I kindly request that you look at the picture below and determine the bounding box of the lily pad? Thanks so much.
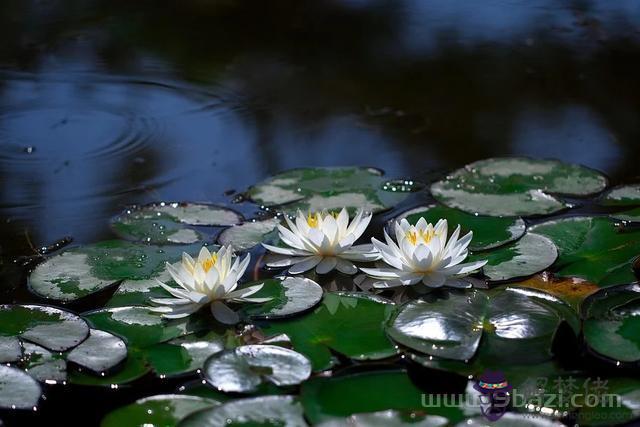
[22,342,67,383]
[431,157,607,217]
[102,394,220,427]
[240,277,324,320]
[0,365,42,410]
[387,288,577,363]
[145,331,225,377]
[203,345,312,393]
[217,217,280,251]
[317,410,449,427]
[28,240,199,302]
[458,413,565,427]
[111,203,242,244]
[0,336,22,363]
[301,369,464,425]
[259,292,397,371]
[611,207,640,223]
[0,304,89,351]
[582,285,640,363]
[69,347,149,386]
[510,273,600,312]
[398,204,526,251]
[600,184,640,206]
[247,167,411,214]
[66,329,127,374]
[83,306,212,348]
[530,216,640,287]
[468,233,558,282]
[179,395,307,427]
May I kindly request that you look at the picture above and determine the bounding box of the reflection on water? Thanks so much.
[1,0,640,254]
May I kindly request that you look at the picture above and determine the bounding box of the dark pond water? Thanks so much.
[1,0,640,425]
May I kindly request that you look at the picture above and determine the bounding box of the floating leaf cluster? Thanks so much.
[2,160,638,426]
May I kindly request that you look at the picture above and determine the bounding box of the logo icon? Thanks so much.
[474,370,512,421]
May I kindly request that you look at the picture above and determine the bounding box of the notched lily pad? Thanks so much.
[468,233,558,282]
[66,329,127,374]
[530,216,640,287]
[241,277,324,320]
[0,336,22,363]
[145,331,225,377]
[203,344,311,393]
[83,306,211,348]
[431,157,607,217]
[0,304,89,351]
[397,204,526,251]
[179,395,307,427]
[22,342,67,383]
[0,365,42,410]
[217,217,280,251]
[600,184,640,206]
[247,167,412,214]
[28,240,198,302]
[69,347,149,386]
[583,284,640,363]
[111,202,242,244]
[259,292,397,371]
[387,288,577,364]
[102,394,220,427]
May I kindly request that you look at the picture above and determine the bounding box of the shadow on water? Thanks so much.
[1,1,640,424]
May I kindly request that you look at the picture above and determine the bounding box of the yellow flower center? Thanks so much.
[307,212,320,228]
[201,254,218,272]
[406,231,418,245]
[420,229,435,244]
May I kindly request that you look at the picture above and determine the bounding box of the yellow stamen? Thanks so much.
[420,229,435,244]
[406,231,418,245]
[201,254,218,272]
[307,212,320,228]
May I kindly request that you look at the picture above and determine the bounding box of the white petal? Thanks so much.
[265,254,302,267]
[336,208,349,236]
[288,255,322,274]
[262,243,309,256]
[360,267,403,279]
[227,283,264,299]
[422,272,447,288]
[335,258,358,275]
[198,246,212,264]
[316,257,337,274]
[445,259,487,276]
[210,301,239,324]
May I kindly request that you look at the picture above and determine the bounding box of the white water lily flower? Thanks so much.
[150,246,271,324]
[262,208,379,275]
[360,218,487,289]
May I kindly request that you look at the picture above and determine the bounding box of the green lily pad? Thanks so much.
[468,233,558,282]
[241,277,324,320]
[0,365,42,410]
[387,288,577,364]
[69,347,150,387]
[83,306,212,348]
[66,329,127,374]
[217,218,280,251]
[111,203,242,244]
[458,413,565,426]
[145,331,225,377]
[101,394,220,427]
[247,167,412,214]
[398,204,526,251]
[317,410,449,427]
[601,184,640,206]
[203,345,312,393]
[301,369,465,425]
[28,240,200,302]
[431,157,607,217]
[611,207,640,223]
[583,285,640,363]
[179,395,307,427]
[22,342,66,384]
[259,292,397,371]
[0,304,89,351]
[0,336,22,363]
[576,377,640,426]
[530,216,640,287]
